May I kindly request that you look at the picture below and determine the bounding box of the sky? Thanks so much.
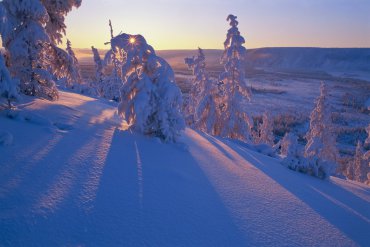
[62,0,370,50]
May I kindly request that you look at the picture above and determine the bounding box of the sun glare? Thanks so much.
[129,37,136,44]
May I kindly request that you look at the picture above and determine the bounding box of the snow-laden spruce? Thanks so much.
[0,0,58,99]
[65,39,82,86]
[0,0,81,100]
[348,141,369,184]
[254,112,275,146]
[184,48,219,132]
[0,53,20,108]
[110,33,185,142]
[41,0,81,44]
[280,132,306,172]
[363,124,370,184]
[99,20,123,101]
[91,46,104,96]
[217,14,252,141]
[304,83,338,179]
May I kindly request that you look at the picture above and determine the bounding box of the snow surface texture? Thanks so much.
[0,91,369,246]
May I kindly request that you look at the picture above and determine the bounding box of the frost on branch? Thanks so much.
[41,0,82,45]
[111,33,185,142]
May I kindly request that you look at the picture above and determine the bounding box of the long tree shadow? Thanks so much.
[227,141,370,246]
[0,127,250,246]
[86,129,249,246]
[0,99,117,215]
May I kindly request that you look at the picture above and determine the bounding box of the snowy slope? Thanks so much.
[1,91,370,246]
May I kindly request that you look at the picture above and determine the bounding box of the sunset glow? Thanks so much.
[63,0,370,50]
[129,37,136,44]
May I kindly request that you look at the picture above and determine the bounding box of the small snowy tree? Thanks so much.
[101,20,123,101]
[91,46,104,96]
[184,48,219,132]
[65,39,82,86]
[363,124,370,184]
[281,132,306,171]
[216,14,252,141]
[111,33,185,142]
[351,141,369,183]
[255,112,275,146]
[304,83,338,179]
[184,47,207,124]
[0,53,20,108]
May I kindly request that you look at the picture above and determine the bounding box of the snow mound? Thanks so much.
[0,131,13,146]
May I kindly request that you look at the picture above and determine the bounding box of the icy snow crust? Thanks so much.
[0,91,369,246]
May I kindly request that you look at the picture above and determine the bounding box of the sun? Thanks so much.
[129,37,136,44]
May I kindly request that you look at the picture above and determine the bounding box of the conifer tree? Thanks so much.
[0,0,81,100]
[111,33,185,142]
[184,48,219,132]
[364,124,370,184]
[41,0,82,45]
[0,0,58,100]
[304,83,338,178]
[256,112,274,146]
[352,141,368,183]
[281,132,305,171]
[91,46,104,96]
[101,20,123,101]
[0,53,20,108]
[65,39,82,86]
[217,14,252,141]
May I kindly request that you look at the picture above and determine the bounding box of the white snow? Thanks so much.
[0,90,369,246]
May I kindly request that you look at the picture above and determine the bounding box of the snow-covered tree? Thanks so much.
[216,14,252,141]
[40,0,82,45]
[255,112,275,146]
[281,132,306,171]
[351,141,369,183]
[0,0,58,100]
[184,48,206,124]
[184,48,219,132]
[65,39,82,86]
[364,124,370,184]
[304,83,338,179]
[91,46,104,96]
[101,20,123,101]
[0,53,20,108]
[0,0,81,100]
[111,33,185,142]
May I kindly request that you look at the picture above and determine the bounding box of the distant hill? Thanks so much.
[246,47,370,72]
[76,47,370,73]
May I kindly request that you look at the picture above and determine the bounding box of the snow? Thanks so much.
[1,90,369,246]
[0,131,13,146]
